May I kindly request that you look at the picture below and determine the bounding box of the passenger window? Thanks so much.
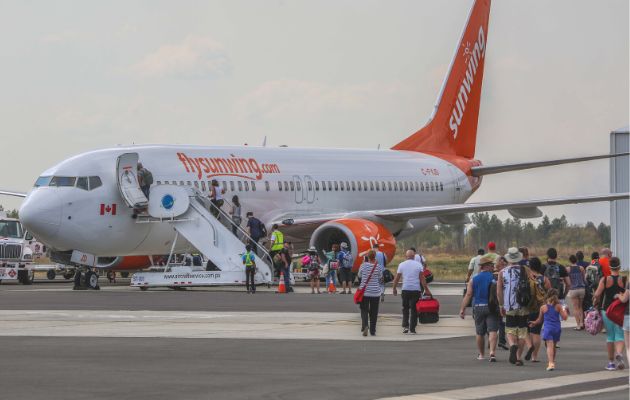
[388,182,392,191]
[357,181,362,191]
[328,181,332,191]
[278,181,283,191]
[194,181,199,188]
[76,177,89,190]
[244,181,249,191]
[156,181,161,185]
[414,182,419,191]
[440,182,444,191]
[89,176,102,190]
[265,181,270,191]
[370,181,374,191]
[222,181,227,192]
[179,181,184,186]
[375,182,380,191]
[230,181,235,191]
[322,181,326,191]
[307,181,313,191]
[290,181,295,191]
[315,181,320,191]
[296,181,301,191]
[345,181,350,191]
[284,181,289,191]
[50,176,76,187]
[351,181,356,191]
[238,181,243,191]
[187,181,191,186]
[251,182,256,191]
[334,181,339,191]
[201,181,206,191]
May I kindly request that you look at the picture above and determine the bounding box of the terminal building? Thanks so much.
[610,126,629,269]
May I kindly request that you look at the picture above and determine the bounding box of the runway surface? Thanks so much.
[0,280,626,400]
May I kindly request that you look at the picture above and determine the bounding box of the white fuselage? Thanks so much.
[19,145,473,257]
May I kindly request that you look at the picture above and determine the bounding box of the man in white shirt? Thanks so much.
[392,250,431,334]
[466,248,486,282]
[410,247,425,267]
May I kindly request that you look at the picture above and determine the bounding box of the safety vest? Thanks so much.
[271,230,284,251]
[244,252,254,267]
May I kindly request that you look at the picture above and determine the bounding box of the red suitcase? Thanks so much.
[416,295,440,324]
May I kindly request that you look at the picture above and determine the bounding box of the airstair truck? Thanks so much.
[0,211,35,284]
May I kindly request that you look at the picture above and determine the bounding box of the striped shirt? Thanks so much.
[358,262,384,297]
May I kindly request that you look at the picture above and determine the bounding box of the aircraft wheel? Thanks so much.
[85,271,99,289]
[18,269,34,285]
[47,269,56,280]
[140,287,148,291]
[120,272,129,278]
[63,273,74,280]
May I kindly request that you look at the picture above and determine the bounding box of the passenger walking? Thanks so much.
[229,195,242,236]
[373,243,388,302]
[460,255,499,362]
[209,180,225,218]
[525,257,551,363]
[584,251,602,309]
[497,248,529,366]
[245,212,266,255]
[576,251,590,268]
[593,257,626,371]
[566,254,586,330]
[137,162,153,199]
[324,244,340,293]
[528,289,569,371]
[338,242,354,294]
[494,256,509,350]
[599,248,613,278]
[392,250,431,335]
[242,245,256,293]
[518,247,530,266]
[543,248,571,308]
[358,250,384,336]
[466,248,485,282]
[486,242,499,263]
[303,247,322,294]
[276,242,293,293]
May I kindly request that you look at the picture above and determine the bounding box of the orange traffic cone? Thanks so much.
[277,272,287,294]
[328,280,336,294]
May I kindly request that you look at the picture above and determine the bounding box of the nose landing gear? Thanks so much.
[72,267,100,290]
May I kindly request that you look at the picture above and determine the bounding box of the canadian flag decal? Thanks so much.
[100,203,117,216]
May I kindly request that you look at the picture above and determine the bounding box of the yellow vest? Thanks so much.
[271,230,284,251]
[244,252,254,267]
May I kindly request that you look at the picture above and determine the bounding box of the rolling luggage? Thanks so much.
[416,295,440,324]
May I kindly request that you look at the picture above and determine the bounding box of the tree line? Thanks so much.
[399,213,611,254]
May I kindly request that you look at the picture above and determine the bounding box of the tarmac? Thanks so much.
[0,279,627,400]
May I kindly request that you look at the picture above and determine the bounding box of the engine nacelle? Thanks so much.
[96,255,155,270]
[309,218,396,271]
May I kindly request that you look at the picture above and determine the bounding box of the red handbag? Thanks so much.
[606,299,627,327]
[354,263,378,304]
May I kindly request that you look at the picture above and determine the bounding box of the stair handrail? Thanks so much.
[191,189,274,268]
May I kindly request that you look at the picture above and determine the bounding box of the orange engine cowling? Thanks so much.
[309,218,396,272]
[96,255,155,270]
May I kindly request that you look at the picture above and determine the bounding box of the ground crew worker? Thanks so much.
[243,245,256,294]
[269,224,284,258]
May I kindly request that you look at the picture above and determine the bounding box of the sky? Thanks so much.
[0,0,628,224]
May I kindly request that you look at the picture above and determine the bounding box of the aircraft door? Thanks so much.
[304,175,316,204]
[447,164,464,203]
[117,153,148,208]
[293,175,304,204]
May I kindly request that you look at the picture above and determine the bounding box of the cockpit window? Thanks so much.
[49,176,77,187]
[76,177,89,191]
[89,176,102,190]
[34,176,52,187]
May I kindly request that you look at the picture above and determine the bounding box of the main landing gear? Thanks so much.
[73,268,100,290]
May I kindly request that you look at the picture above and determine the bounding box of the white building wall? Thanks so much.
[610,126,629,270]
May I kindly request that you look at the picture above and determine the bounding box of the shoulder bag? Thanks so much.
[354,264,378,304]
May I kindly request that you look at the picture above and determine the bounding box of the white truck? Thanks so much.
[0,212,36,284]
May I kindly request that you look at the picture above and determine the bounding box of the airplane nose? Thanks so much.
[20,188,62,243]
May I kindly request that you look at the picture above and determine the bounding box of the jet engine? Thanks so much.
[309,218,396,271]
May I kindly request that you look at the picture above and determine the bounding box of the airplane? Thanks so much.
[1,0,628,277]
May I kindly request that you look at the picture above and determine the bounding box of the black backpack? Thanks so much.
[516,266,532,307]
[143,169,153,186]
[488,281,499,314]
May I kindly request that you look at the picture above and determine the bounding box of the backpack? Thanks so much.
[585,264,600,288]
[516,266,532,307]
[529,275,546,311]
[488,281,499,314]
[341,251,353,269]
[382,268,394,283]
[584,308,603,335]
[143,169,153,185]
[544,263,563,294]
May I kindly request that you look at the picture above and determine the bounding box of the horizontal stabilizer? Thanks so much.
[471,152,629,177]
[0,190,27,198]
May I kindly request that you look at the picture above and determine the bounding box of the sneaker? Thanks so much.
[477,354,485,360]
[509,345,518,364]
[515,360,524,366]
[409,331,417,335]
[525,347,534,361]
[546,363,555,371]
[615,354,625,370]
[402,328,409,334]
[489,355,497,363]
[362,326,368,337]
[606,362,617,371]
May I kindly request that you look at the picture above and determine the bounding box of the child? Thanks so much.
[529,288,569,371]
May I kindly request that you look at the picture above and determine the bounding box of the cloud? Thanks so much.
[235,79,410,122]
[131,35,230,79]
[40,31,78,44]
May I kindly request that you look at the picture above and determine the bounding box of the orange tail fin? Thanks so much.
[392,0,491,159]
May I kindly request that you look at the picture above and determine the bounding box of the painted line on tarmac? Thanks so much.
[376,370,627,400]
[0,310,475,341]
[535,384,628,400]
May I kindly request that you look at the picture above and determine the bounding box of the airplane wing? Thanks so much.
[471,152,629,177]
[368,193,629,221]
[0,190,27,198]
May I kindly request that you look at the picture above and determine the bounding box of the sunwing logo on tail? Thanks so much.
[449,26,486,140]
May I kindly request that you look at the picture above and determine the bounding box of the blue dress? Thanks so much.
[541,305,562,342]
